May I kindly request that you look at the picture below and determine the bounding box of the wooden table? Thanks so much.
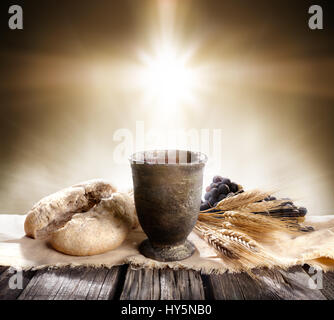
[0,264,333,300]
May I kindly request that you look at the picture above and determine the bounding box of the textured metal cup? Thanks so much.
[129,150,207,262]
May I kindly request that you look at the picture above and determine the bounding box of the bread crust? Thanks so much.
[49,193,137,256]
[24,179,116,239]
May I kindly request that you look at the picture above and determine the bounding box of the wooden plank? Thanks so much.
[83,268,110,300]
[253,268,304,300]
[200,274,214,300]
[11,265,332,300]
[198,272,245,300]
[159,269,180,300]
[253,267,326,300]
[121,268,160,300]
[206,267,327,300]
[278,266,326,300]
[0,266,8,275]
[90,267,123,300]
[120,267,205,300]
[18,266,122,300]
[233,272,278,300]
[53,267,97,300]
[303,265,334,300]
[70,267,103,300]
[119,267,137,300]
[0,267,36,300]
[18,267,72,300]
[205,271,279,300]
[53,266,122,300]
[174,269,205,300]
[320,272,334,300]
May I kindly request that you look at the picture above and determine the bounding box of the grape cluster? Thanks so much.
[261,197,308,218]
[200,175,308,220]
[200,175,241,211]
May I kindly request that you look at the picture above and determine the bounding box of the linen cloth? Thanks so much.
[1,214,334,273]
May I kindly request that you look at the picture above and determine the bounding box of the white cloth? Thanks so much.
[1,214,334,274]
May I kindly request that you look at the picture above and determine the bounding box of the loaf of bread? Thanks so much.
[24,179,138,256]
[50,192,138,256]
[25,179,116,239]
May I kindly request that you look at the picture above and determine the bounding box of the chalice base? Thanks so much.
[139,239,195,262]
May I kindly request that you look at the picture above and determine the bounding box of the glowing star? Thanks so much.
[137,45,199,111]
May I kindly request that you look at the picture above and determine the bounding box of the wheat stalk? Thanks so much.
[195,221,277,269]
[195,188,310,269]
[196,227,238,259]
[199,199,287,217]
[238,200,286,213]
[215,190,272,211]
[196,221,258,251]
[198,208,302,243]
[227,210,301,233]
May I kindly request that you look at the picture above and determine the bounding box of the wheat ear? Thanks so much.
[195,224,238,259]
[238,200,287,213]
[215,190,272,211]
[196,221,258,251]
[195,221,276,268]
[224,211,301,240]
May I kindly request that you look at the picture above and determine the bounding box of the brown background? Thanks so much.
[0,0,334,215]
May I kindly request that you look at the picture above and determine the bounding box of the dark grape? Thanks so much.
[210,182,219,189]
[200,202,210,211]
[230,182,238,193]
[264,195,277,202]
[213,175,223,183]
[202,176,244,204]
[218,183,230,195]
[208,197,218,207]
[218,193,226,201]
[281,200,293,206]
[268,208,300,217]
[221,178,231,186]
[298,207,307,216]
[211,187,219,198]
[208,197,216,207]
[299,226,314,232]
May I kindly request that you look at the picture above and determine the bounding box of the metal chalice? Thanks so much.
[129,150,207,262]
